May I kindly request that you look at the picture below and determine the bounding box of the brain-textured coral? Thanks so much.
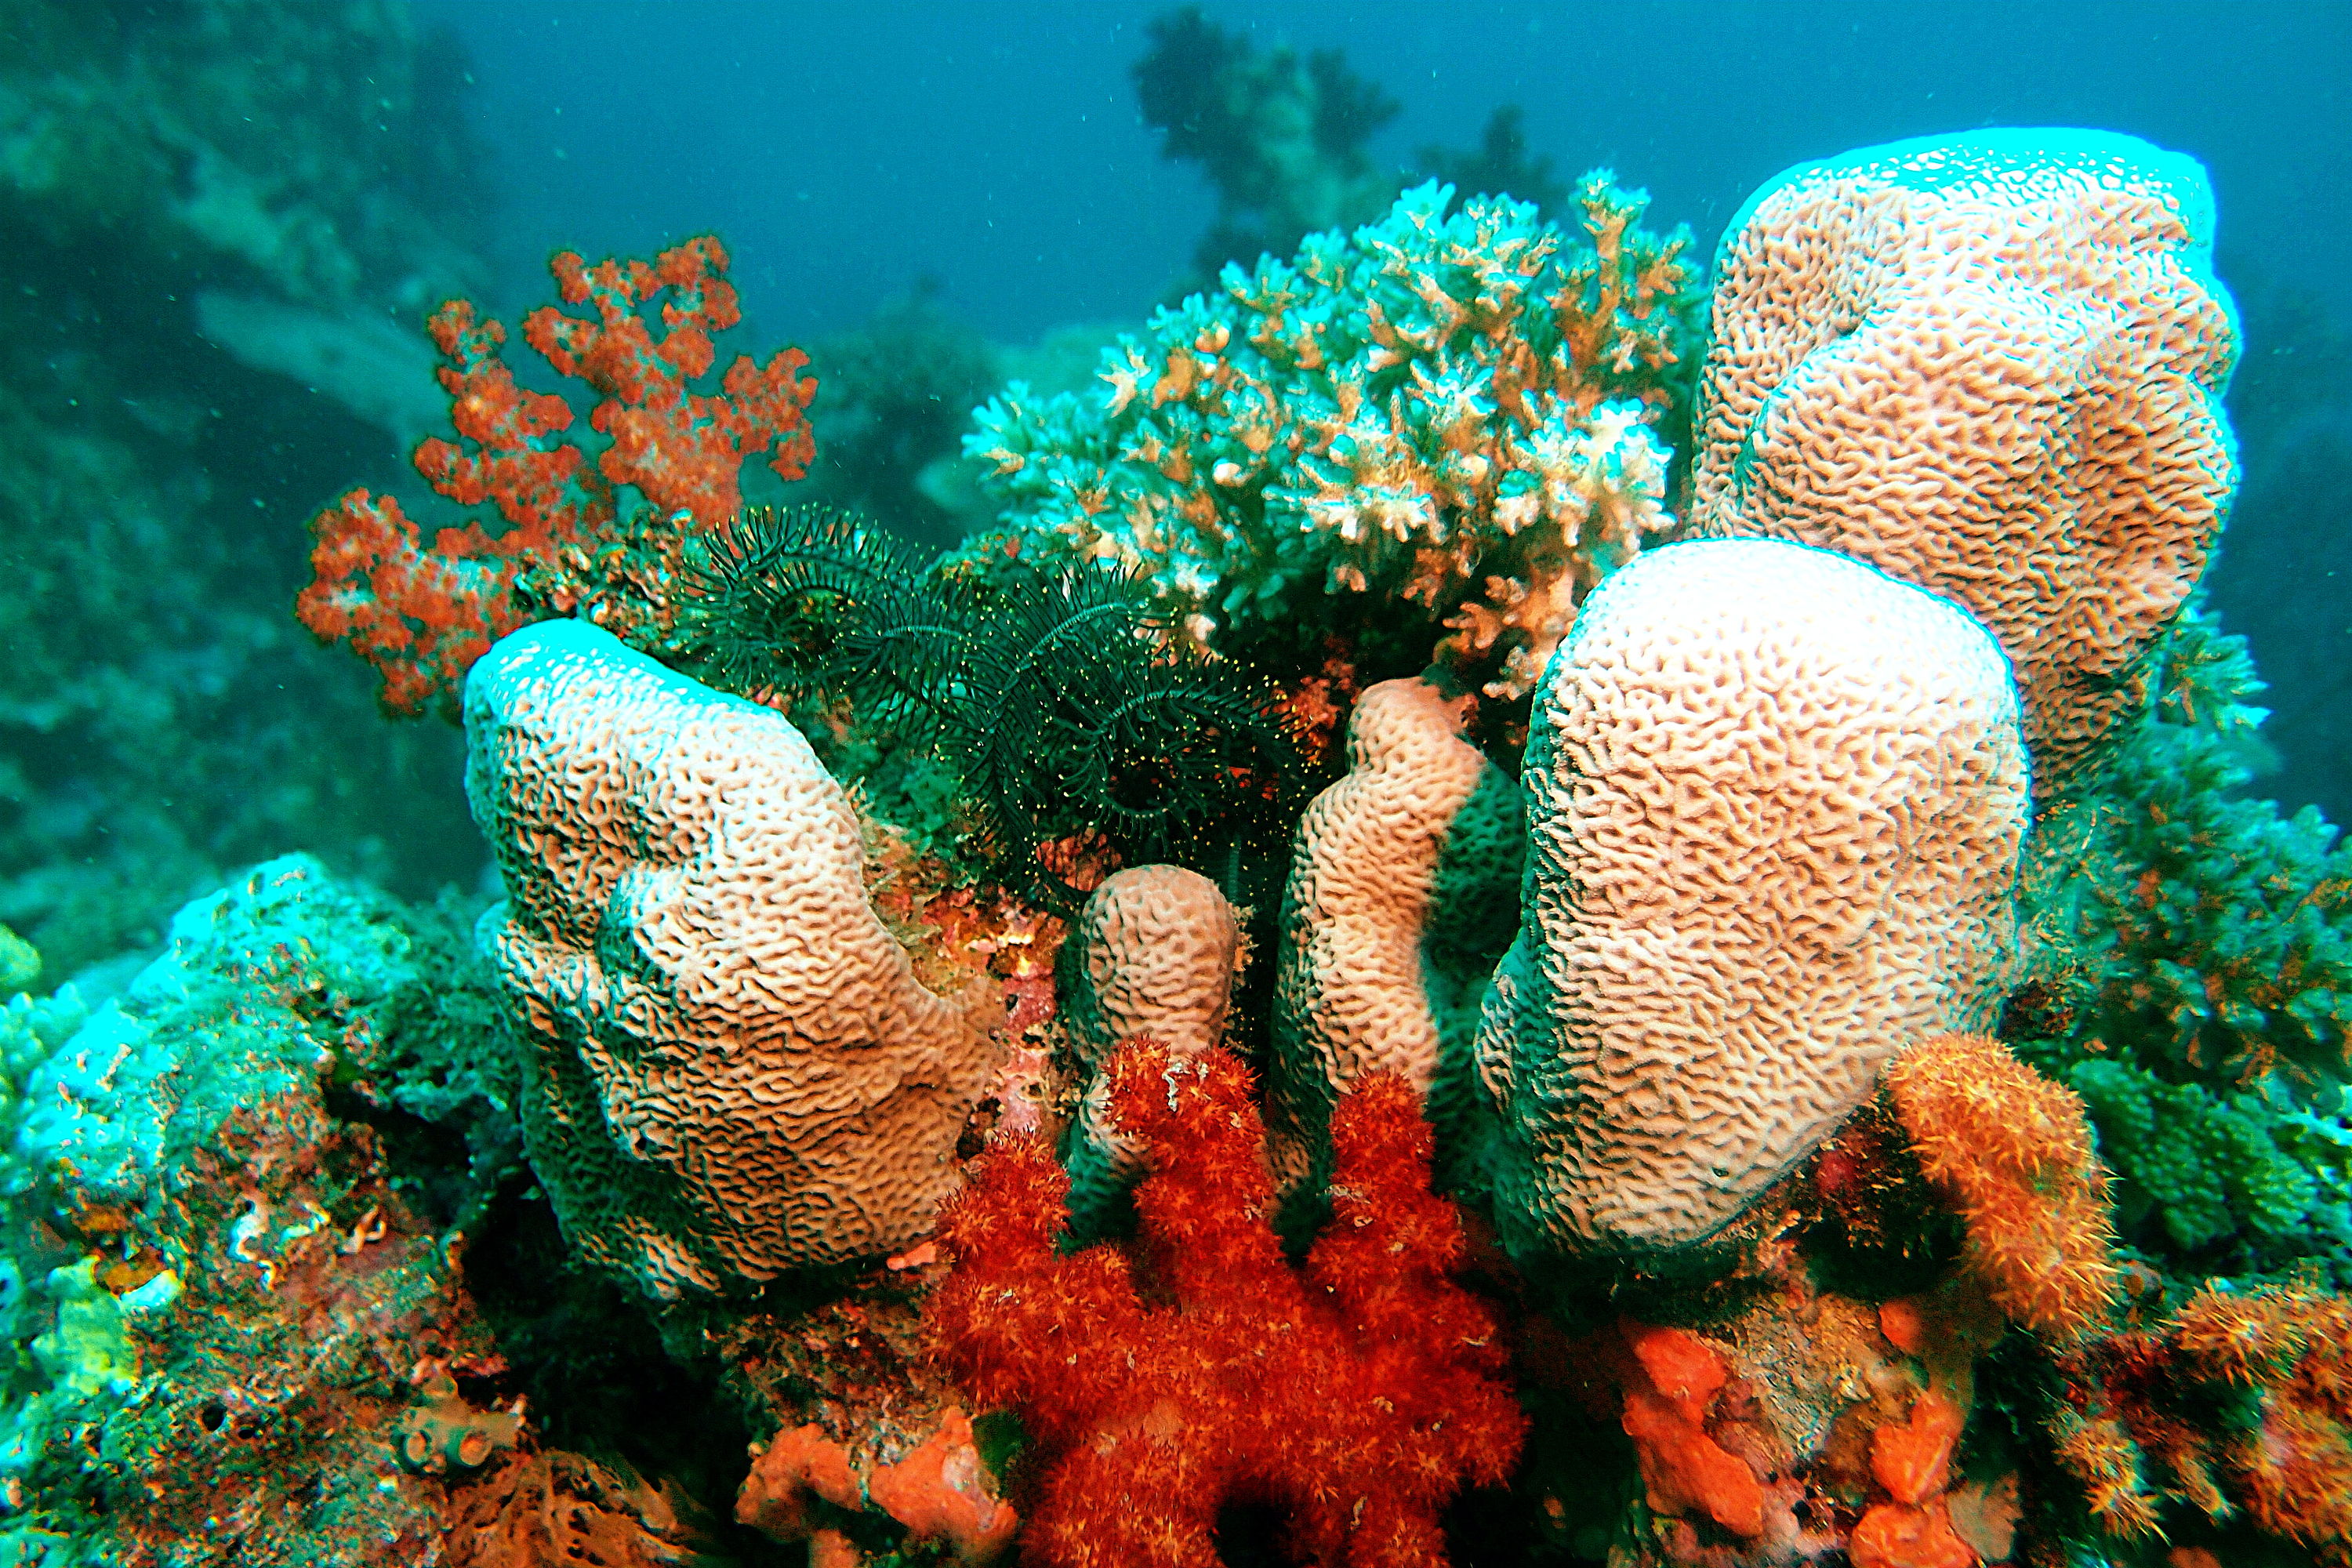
[931,1039,1524,1567]
[964,175,1701,695]
[1059,864,1240,1218]
[464,619,993,1298]
[299,237,817,714]
[1691,129,2239,778]
[1476,539,2031,1260]
[1269,677,1521,1190]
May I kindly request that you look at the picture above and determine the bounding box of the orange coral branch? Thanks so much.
[1885,1033,2122,1341]
[297,237,816,714]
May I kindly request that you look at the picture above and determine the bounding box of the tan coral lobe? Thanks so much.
[1269,677,1516,1182]
[464,619,993,1297]
[1476,539,2030,1258]
[1062,865,1240,1208]
[1692,129,2238,779]
[1066,864,1240,1065]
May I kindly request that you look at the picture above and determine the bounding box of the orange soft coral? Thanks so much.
[298,237,816,713]
[1884,1034,2121,1341]
[2051,1284,2352,1561]
[930,1040,1524,1567]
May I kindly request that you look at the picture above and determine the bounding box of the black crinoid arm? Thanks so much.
[672,504,1305,911]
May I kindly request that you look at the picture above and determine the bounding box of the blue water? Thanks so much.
[422,0,2352,342]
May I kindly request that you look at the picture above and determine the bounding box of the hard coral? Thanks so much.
[2017,604,2352,1097]
[1476,539,2030,1260]
[931,1040,1524,1567]
[1692,129,2239,779]
[465,619,994,1297]
[964,176,1700,695]
[1269,677,1521,1192]
[1884,1034,2122,1342]
[299,236,816,714]
[1060,866,1240,1220]
[0,858,530,1564]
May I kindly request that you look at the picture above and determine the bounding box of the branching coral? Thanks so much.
[298,237,817,714]
[963,176,1702,695]
[930,1039,1524,1566]
[2016,603,2352,1097]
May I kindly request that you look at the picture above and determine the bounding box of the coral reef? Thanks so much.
[17,97,2352,1568]
[963,174,1702,697]
[0,858,558,1565]
[931,1039,1524,1567]
[465,618,996,1296]
[1476,538,2031,1261]
[301,237,818,715]
[1268,677,1522,1191]
[1691,129,2241,779]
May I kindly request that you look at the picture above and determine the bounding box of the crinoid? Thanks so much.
[673,503,1302,910]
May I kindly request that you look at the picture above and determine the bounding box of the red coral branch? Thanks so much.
[931,1040,1524,1567]
[296,237,817,715]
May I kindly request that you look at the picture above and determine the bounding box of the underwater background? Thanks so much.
[4,2,2352,1566]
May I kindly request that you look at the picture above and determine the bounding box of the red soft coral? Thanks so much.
[931,1040,1525,1567]
[297,237,816,714]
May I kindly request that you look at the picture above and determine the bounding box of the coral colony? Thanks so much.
[8,124,2352,1568]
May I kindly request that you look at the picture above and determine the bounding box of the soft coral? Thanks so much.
[297,236,815,714]
[931,1039,1524,1567]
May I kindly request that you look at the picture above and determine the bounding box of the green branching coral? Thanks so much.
[2063,1057,2344,1269]
[960,176,1704,699]
[2017,602,2352,1096]
[673,503,1301,911]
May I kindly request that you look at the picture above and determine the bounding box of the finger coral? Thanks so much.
[1692,129,2239,779]
[964,175,1701,695]
[465,618,994,1297]
[1476,539,2030,1260]
[929,1039,1524,1567]
[2016,603,2352,1097]
[1269,677,1522,1192]
[1883,1033,2122,1341]
[299,236,817,714]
